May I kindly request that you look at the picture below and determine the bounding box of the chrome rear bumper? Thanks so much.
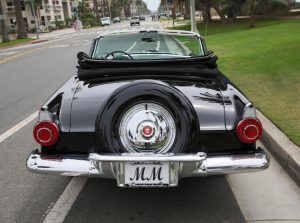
[27,148,270,187]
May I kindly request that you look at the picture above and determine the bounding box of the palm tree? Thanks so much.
[201,0,212,23]
[211,0,228,23]
[93,0,100,23]
[249,0,257,27]
[0,0,10,42]
[184,0,190,19]
[33,0,42,28]
[14,0,28,39]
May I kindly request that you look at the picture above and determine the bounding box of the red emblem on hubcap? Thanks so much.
[142,125,153,137]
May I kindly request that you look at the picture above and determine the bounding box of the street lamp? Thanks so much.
[25,0,39,39]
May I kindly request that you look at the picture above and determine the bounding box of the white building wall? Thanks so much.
[2,0,68,31]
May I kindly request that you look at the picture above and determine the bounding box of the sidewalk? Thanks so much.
[228,142,300,222]
[160,19,190,29]
[27,28,76,40]
[0,28,77,50]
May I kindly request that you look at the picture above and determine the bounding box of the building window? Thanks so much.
[21,1,25,11]
[55,15,62,20]
[41,16,46,25]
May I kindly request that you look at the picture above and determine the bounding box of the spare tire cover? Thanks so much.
[95,80,199,153]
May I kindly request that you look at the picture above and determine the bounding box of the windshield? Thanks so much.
[91,32,203,60]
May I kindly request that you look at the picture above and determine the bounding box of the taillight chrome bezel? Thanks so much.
[33,121,59,146]
[236,118,262,143]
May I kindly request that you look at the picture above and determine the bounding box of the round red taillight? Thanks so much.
[236,118,262,143]
[33,121,59,146]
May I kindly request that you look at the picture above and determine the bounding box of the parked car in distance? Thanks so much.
[100,17,111,26]
[139,15,146,21]
[130,16,140,26]
[113,17,121,23]
[48,20,57,29]
[27,29,270,188]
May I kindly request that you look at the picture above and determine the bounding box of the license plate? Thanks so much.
[124,162,169,187]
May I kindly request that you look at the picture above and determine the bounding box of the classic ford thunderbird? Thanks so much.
[27,30,270,187]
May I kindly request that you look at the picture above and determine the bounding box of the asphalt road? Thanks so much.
[0,20,299,223]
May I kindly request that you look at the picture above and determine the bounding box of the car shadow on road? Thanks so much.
[64,176,244,223]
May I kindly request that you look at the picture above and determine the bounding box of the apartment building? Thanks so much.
[84,0,112,18]
[0,0,77,31]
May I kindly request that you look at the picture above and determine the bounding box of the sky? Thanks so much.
[144,0,160,12]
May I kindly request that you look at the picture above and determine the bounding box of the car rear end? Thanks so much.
[130,16,140,26]
[101,17,110,26]
[26,30,269,187]
[27,74,269,187]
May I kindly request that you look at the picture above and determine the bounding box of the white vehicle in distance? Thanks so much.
[130,16,140,26]
[101,17,111,26]
[113,17,121,23]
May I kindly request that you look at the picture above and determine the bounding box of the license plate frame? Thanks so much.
[124,161,170,187]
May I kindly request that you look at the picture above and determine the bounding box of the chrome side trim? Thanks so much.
[27,149,270,186]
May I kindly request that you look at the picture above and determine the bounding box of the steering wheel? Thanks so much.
[104,51,133,60]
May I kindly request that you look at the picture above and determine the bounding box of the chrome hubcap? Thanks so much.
[119,102,176,153]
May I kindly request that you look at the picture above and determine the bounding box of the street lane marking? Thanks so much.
[0,47,46,64]
[43,177,87,223]
[0,111,38,143]
[49,44,69,48]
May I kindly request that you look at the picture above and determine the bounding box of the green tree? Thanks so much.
[203,0,289,27]
[247,0,288,27]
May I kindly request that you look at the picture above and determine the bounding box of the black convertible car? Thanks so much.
[27,30,270,187]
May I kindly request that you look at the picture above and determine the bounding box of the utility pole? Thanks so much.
[189,0,198,33]
[0,0,10,42]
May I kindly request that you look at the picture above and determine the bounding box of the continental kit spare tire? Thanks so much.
[95,80,199,153]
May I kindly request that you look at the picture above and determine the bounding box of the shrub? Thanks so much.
[55,19,65,29]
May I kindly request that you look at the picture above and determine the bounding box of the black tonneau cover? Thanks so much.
[77,52,219,83]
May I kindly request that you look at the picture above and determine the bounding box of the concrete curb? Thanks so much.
[257,110,300,185]
[30,39,48,44]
